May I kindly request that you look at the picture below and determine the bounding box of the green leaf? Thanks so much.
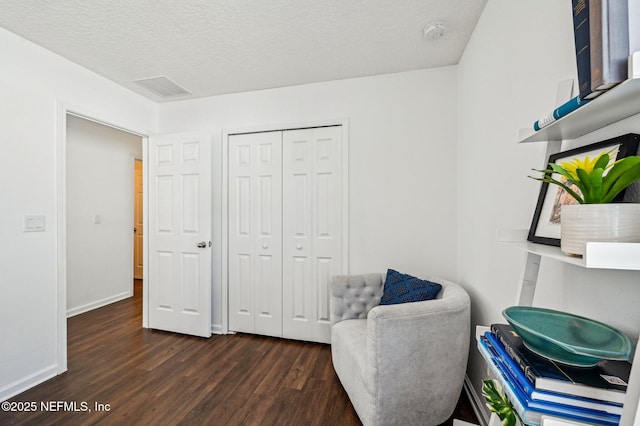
[575,167,591,186]
[576,168,596,203]
[536,175,585,204]
[602,157,640,195]
[593,152,611,171]
[548,164,577,183]
[482,380,523,426]
[602,166,640,203]
[504,414,517,426]
[586,167,604,203]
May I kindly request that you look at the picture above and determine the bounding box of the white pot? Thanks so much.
[561,203,640,256]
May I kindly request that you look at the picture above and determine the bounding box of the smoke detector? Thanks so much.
[423,21,446,41]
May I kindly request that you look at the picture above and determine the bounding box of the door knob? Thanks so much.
[262,243,268,249]
[197,241,207,248]
[296,244,302,250]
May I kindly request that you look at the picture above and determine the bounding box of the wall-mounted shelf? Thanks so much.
[519,77,640,143]
[498,230,640,270]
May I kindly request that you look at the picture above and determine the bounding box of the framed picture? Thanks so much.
[527,133,640,246]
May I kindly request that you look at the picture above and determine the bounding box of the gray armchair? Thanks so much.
[330,273,471,426]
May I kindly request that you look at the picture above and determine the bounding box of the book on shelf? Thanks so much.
[483,331,623,415]
[589,0,630,93]
[533,96,590,131]
[479,336,621,426]
[491,323,630,404]
[572,0,596,100]
[479,337,543,425]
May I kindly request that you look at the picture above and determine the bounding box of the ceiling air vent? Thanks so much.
[134,75,191,97]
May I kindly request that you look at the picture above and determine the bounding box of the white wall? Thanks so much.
[0,27,156,400]
[66,115,142,317]
[457,0,640,421]
[157,68,459,331]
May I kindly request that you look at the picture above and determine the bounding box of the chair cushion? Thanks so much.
[380,269,442,305]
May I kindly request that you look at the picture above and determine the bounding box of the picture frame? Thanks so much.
[527,133,640,246]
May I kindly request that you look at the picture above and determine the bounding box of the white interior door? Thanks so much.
[148,132,212,337]
[282,126,342,343]
[228,132,283,337]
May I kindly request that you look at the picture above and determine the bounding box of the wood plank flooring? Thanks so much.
[1,280,478,425]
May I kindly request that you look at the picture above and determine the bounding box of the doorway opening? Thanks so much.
[56,104,150,375]
[65,114,144,317]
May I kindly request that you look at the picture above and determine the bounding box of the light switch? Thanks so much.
[95,214,102,224]
[24,215,46,232]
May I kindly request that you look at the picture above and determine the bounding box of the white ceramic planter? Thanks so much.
[561,204,640,256]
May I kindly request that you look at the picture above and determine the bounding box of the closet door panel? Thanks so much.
[312,127,343,342]
[228,132,283,337]
[282,132,313,340]
[254,135,283,337]
[228,138,255,333]
[282,127,342,343]
[312,128,343,341]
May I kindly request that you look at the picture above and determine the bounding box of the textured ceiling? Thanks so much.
[0,0,487,102]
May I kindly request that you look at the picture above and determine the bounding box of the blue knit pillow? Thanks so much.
[380,269,442,305]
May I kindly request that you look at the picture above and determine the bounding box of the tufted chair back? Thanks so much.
[330,273,385,325]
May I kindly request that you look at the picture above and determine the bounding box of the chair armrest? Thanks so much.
[364,279,471,423]
[330,273,384,326]
[366,279,470,354]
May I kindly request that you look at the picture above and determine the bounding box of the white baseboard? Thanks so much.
[464,374,489,426]
[211,324,224,335]
[66,291,132,318]
[0,363,58,402]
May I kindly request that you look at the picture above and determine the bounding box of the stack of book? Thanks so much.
[479,324,631,426]
[532,1,638,132]
[572,0,633,101]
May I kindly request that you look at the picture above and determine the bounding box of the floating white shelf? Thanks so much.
[519,77,640,143]
[497,230,640,270]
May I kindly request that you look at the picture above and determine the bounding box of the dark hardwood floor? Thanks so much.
[2,280,478,425]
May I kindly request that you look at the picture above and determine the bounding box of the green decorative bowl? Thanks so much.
[502,306,633,367]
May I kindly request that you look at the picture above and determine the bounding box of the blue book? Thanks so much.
[479,336,621,426]
[490,324,629,404]
[479,336,544,426]
[572,0,593,100]
[534,96,590,131]
[483,332,622,416]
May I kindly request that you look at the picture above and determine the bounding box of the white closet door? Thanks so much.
[282,126,342,343]
[228,132,283,337]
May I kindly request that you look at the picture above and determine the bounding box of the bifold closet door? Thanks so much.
[282,126,342,343]
[228,132,283,337]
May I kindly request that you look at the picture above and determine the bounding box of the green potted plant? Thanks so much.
[482,379,523,426]
[531,149,640,256]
